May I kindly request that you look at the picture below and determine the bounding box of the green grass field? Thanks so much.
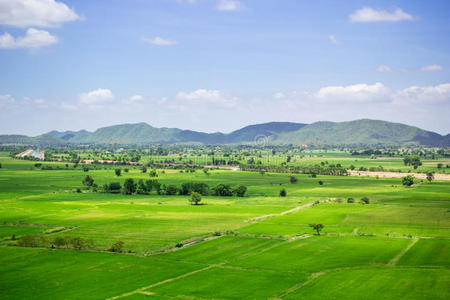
[0,152,449,299]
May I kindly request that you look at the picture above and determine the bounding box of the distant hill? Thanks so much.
[0,119,448,146]
[273,119,446,146]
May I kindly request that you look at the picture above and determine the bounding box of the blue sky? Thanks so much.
[1,0,449,135]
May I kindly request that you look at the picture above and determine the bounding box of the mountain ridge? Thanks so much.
[0,119,448,146]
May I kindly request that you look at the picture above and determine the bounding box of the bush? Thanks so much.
[107,182,121,193]
[82,175,94,187]
[361,197,370,204]
[290,176,298,184]
[347,197,354,203]
[279,189,287,197]
[109,241,124,253]
[318,180,324,185]
[115,169,121,176]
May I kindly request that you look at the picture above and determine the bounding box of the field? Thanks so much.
[0,151,449,299]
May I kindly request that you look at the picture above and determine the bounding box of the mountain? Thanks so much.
[0,119,448,146]
[273,119,446,146]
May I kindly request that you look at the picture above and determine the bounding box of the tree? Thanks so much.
[107,182,121,193]
[122,178,136,195]
[402,175,414,187]
[212,184,233,196]
[109,241,124,253]
[164,184,178,195]
[141,166,147,173]
[361,197,370,204]
[115,169,121,176]
[318,180,324,185]
[0,163,2,168]
[347,197,354,203]
[290,176,298,184]
[233,185,247,197]
[82,175,94,187]
[190,192,202,205]
[279,189,287,197]
[149,169,158,177]
[437,163,443,169]
[426,172,434,183]
[309,224,324,235]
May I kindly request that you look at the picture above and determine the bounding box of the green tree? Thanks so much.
[190,192,202,205]
[279,189,287,197]
[290,176,298,184]
[115,169,121,176]
[402,175,414,187]
[233,185,247,197]
[426,172,434,183]
[122,178,136,195]
[82,175,94,187]
[309,224,324,235]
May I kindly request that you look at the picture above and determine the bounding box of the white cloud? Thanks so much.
[0,94,15,108]
[315,82,390,103]
[376,65,392,72]
[0,0,80,28]
[349,7,414,23]
[216,0,244,11]
[0,28,57,49]
[78,88,114,105]
[142,36,177,46]
[328,35,338,44]
[421,64,443,72]
[175,0,196,3]
[393,83,450,104]
[176,89,237,107]
[123,95,144,105]
[274,92,285,99]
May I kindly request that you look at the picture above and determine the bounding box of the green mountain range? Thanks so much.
[0,119,448,146]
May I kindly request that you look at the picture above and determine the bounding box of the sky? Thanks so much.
[1,0,450,135]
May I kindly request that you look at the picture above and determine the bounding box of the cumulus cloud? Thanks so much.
[0,28,58,49]
[216,0,244,11]
[328,35,338,44]
[0,0,80,28]
[315,82,390,103]
[176,89,237,107]
[376,65,392,72]
[349,7,414,23]
[142,36,177,46]
[421,64,443,72]
[393,83,450,104]
[78,88,114,105]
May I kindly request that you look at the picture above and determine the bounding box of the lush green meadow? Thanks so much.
[0,152,449,299]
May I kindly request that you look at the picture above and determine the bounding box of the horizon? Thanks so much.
[1,0,450,135]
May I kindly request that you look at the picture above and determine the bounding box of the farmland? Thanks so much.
[0,150,449,299]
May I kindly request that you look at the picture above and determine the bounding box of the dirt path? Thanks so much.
[348,170,450,181]
[248,201,319,223]
[388,238,419,266]
[106,264,220,299]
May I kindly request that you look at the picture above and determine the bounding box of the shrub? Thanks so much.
[107,182,121,193]
[109,241,124,253]
[347,197,354,203]
[82,175,94,187]
[279,189,287,197]
[289,176,298,184]
[318,180,324,185]
[115,169,121,176]
[361,197,370,204]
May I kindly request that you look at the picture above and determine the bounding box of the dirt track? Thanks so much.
[348,170,450,181]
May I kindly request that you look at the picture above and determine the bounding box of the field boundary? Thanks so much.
[248,201,319,222]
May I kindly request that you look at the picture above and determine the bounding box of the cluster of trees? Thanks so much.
[16,235,95,250]
[240,164,347,176]
[403,155,422,169]
[100,179,247,197]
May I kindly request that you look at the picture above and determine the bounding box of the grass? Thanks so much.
[0,152,449,299]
